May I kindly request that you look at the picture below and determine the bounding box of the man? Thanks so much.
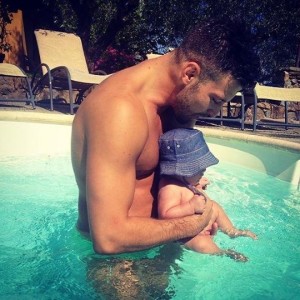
[71,19,260,254]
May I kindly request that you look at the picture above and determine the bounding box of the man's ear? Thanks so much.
[182,62,201,85]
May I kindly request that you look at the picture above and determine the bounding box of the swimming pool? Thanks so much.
[0,119,299,299]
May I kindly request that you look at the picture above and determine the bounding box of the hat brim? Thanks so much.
[160,151,219,177]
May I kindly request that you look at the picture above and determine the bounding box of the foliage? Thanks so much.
[197,0,300,84]
[5,0,300,83]
[0,1,13,53]
[93,46,137,73]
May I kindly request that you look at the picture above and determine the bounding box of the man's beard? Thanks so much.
[172,98,193,124]
[172,83,201,124]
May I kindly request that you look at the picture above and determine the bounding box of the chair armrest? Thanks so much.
[91,69,107,75]
[31,63,52,91]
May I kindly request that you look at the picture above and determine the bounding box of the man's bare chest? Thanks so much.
[136,115,162,179]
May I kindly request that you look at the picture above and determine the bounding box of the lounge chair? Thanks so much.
[32,29,110,114]
[253,84,300,130]
[0,63,35,109]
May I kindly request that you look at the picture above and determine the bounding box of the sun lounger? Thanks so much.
[0,63,35,109]
[32,29,110,114]
[253,84,300,130]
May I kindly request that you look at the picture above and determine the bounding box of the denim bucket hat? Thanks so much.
[159,128,219,177]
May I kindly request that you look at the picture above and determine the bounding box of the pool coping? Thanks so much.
[1,110,300,152]
[195,126,300,152]
[0,110,74,125]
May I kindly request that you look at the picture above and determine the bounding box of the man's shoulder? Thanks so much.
[79,85,146,121]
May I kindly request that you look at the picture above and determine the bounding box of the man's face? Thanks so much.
[173,75,241,123]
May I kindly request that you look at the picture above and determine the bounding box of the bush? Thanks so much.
[93,46,138,73]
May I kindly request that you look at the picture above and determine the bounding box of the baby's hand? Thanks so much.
[198,177,210,190]
[191,194,206,214]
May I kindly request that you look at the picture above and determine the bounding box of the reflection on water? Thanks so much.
[86,243,182,299]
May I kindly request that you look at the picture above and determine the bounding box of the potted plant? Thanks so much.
[0,3,13,62]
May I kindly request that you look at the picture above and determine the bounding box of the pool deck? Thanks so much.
[0,102,299,151]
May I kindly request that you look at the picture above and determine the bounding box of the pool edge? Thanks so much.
[0,110,74,125]
[1,111,299,151]
[196,125,300,152]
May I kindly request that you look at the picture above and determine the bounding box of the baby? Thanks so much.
[158,128,257,262]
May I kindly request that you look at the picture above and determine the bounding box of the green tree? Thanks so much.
[198,0,300,83]
[5,0,300,82]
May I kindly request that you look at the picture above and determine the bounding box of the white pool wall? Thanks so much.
[0,121,72,156]
[199,127,300,186]
[0,115,299,186]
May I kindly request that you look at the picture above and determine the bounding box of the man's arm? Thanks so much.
[83,98,212,254]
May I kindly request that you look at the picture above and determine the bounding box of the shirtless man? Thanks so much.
[71,19,260,254]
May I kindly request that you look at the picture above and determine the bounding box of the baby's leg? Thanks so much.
[184,234,221,254]
[183,235,249,262]
[221,249,248,262]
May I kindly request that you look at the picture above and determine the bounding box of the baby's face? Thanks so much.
[185,170,206,186]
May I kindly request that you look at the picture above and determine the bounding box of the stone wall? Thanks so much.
[0,76,75,104]
[283,67,300,88]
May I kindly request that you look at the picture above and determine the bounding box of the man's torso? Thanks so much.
[72,65,170,231]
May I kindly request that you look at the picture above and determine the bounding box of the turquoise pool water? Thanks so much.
[0,154,299,299]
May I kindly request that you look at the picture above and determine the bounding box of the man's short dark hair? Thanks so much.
[176,19,261,89]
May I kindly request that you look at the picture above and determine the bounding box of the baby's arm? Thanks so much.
[198,177,210,190]
[158,184,206,219]
[214,201,257,240]
[184,234,221,253]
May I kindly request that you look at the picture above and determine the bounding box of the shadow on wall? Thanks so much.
[207,136,300,186]
[4,10,27,69]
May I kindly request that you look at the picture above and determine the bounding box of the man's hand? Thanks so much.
[191,194,206,214]
[200,221,219,236]
[196,199,213,232]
